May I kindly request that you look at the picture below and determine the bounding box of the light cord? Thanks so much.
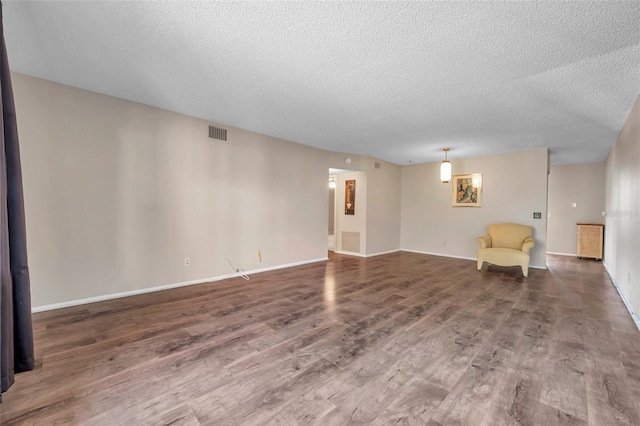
[225,258,250,281]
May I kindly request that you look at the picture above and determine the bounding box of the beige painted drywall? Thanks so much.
[366,158,401,255]
[13,73,404,309]
[12,71,560,307]
[335,171,367,255]
[13,73,336,307]
[604,96,640,318]
[547,163,605,255]
[401,148,548,268]
[328,185,335,234]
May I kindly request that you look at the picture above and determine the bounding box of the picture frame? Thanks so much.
[345,179,356,215]
[452,173,482,207]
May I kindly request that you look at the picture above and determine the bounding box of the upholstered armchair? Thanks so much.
[476,223,535,277]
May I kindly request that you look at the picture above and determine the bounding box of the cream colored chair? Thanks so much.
[476,223,535,277]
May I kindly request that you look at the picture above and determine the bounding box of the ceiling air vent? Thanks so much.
[374,162,381,169]
[208,125,228,141]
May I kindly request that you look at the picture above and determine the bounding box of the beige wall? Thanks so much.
[328,186,335,234]
[401,148,549,268]
[14,73,335,308]
[366,159,401,255]
[605,96,640,321]
[15,73,405,309]
[547,163,605,255]
[22,72,617,309]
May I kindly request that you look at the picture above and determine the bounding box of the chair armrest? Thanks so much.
[476,234,492,249]
[521,237,535,253]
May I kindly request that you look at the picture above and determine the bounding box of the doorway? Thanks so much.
[328,167,361,254]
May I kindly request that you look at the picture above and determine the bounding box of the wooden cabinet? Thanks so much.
[577,223,604,260]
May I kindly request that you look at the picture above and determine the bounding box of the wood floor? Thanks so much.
[1,252,639,425]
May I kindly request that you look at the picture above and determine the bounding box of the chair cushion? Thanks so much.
[478,247,529,266]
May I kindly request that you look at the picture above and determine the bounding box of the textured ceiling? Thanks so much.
[3,1,639,166]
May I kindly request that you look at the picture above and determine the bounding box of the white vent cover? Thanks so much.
[208,125,228,141]
[342,231,360,253]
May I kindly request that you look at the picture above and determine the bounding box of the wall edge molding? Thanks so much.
[401,249,476,262]
[333,249,401,258]
[603,261,640,332]
[366,249,402,258]
[333,250,366,258]
[32,257,329,313]
[546,251,576,257]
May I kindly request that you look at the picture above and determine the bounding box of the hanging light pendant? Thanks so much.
[440,148,451,183]
[328,176,336,189]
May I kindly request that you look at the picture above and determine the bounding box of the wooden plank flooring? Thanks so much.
[1,252,639,425]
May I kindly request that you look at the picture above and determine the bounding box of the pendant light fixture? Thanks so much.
[328,176,336,189]
[440,148,451,183]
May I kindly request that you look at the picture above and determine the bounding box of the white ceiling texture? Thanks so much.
[3,1,639,166]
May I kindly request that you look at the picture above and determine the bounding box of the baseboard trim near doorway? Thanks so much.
[546,251,576,257]
[333,249,401,258]
[603,262,640,332]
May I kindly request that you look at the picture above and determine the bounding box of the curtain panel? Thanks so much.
[0,0,35,402]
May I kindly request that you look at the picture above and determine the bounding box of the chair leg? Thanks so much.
[521,265,529,277]
[477,260,483,271]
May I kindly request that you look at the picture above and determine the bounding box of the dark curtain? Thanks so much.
[0,1,34,402]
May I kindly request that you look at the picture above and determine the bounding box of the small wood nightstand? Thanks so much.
[577,223,604,260]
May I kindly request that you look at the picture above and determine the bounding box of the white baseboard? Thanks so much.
[31,248,556,313]
[241,257,328,275]
[546,251,576,257]
[400,249,547,270]
[333,250,367,258]
[366,249,402,258]
[603,262,640,332]
[529,265,547,270]
[401,249,476,262]
[31,257,328,313]
[333,249,402,258]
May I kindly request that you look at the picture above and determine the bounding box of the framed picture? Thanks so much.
[452,174,482,207]
[345,179,356,215]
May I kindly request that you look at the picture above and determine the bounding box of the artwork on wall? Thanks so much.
[345,179,356,215]
[452,173,482,207]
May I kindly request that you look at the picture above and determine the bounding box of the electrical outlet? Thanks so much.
[184,257,190,266]
[257,249,262,263]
